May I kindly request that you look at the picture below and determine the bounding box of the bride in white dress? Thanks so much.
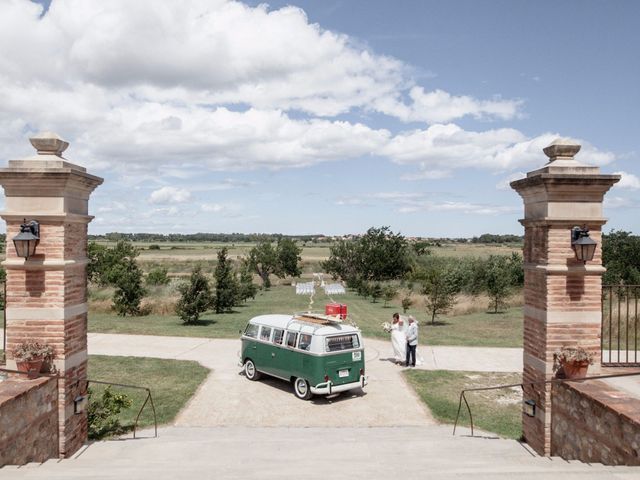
[391,314,407,365]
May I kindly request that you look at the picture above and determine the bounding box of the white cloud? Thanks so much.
[382,125,615,176]
[400,170,452,181]
[380,87,523,124]
[605,196,635,209]
[496,172,526,190]
[335,191,518,216]
[397,201,520,215]
[200,203,224,213]
[149,186,191,204]
[0,0,620,231]
[613,171,640,190]
[0,0,530,177]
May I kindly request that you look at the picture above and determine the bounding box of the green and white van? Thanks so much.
[240,313,367,400]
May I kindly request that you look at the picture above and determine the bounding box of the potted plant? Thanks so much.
[553,346,594,379]
[11,342,54,378]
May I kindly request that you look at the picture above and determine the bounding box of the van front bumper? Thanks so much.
[311,375,367,395]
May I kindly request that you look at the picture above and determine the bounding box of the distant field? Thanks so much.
[429,243,522,258]
[84,240,522,276]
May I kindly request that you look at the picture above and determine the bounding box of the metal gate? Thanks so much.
[602,285,640,366]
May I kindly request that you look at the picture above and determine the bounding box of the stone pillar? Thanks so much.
[511,139,619,455]
[0,132,103,458]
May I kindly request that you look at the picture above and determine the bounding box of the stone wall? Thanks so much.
[552,380,640,465]
[0,376,59,466]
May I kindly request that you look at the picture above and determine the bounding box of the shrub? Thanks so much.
[484,255,514,313]
[401,295,413,313]
[88,241,146,315]
[176,266,214,323]
[146,266,170,286]
[88,387,133,440]
[111,262,146,316]
[214,248,238,314]
[382,284,398,307]
[370,283,383,303]
[238,261,258,303]
[148,244,161,250]
[414,257,461,324]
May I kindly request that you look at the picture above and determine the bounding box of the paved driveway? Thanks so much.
[88,333,442,427]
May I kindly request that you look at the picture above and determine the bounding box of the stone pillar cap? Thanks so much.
[543,138,581,162]
[29,131,69,157]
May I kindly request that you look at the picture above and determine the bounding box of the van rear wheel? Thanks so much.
[244,359,261,381]
[294,377,312,400]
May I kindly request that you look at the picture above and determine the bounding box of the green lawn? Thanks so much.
[89,285,523,347]
[404,370,523,439]
[423,308,522,347]
[88,355,209,430]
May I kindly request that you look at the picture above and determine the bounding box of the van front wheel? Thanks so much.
[294,377,312,400]
[244,359,261,381]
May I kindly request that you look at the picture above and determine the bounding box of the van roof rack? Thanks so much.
[293,312,343,325]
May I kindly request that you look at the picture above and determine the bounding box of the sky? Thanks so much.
[0,0,638,237]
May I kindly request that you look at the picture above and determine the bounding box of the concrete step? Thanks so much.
[1,426,637,479]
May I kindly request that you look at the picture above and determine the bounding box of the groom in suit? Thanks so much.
[405,315,418,367]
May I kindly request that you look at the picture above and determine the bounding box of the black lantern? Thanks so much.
[571,226,597,264]
[13,219,40,259]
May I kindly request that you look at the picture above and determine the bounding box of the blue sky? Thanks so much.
[1,0,638,236]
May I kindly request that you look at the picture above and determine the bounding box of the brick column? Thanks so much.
[0,132,103,458]
[511,139,619,455]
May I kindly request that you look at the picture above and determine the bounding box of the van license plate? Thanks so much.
[352,351,362,361]
[338,369,349,378]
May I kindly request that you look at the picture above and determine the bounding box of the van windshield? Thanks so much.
[325,334,360,352]
[244,323,259,338]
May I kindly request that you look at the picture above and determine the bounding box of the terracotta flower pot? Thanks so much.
[16,359,44,379]
[562,360,590,379]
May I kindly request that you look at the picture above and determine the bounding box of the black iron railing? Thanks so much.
[87,379,158,439]
[453,371,640,436]
[602,285,640,366]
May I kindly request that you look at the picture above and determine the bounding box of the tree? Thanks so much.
[370,283,383,303]
[87,242,109,286]
[248,241,278,288]
[146,266,170,286]
[322,226,411,283]
[357,226,411,281]
[111,261,146,316]
[88,241,145,316]
[238,260,258,303]
[415,259,460,325]
[356,280,371,299]
[401,294,413,313]
[276,238,303,278]
[603,230,640,285]
[484,255,514,313]
[176,266,214,323]
[214,248,238,314]
[383,284,398,307]
[321,240,361,283]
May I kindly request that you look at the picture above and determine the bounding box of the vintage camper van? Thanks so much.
[240,313,367,400]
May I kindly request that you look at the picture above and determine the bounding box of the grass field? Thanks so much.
[404,370,523,439]
[88,355,209,431]
[88,284,524,347]
[87,240,522,270]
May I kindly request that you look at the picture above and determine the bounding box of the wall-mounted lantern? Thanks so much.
[74,395,88,414]
[13,219,40,259]
[571,225,597,264]
[523,399,536,417]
